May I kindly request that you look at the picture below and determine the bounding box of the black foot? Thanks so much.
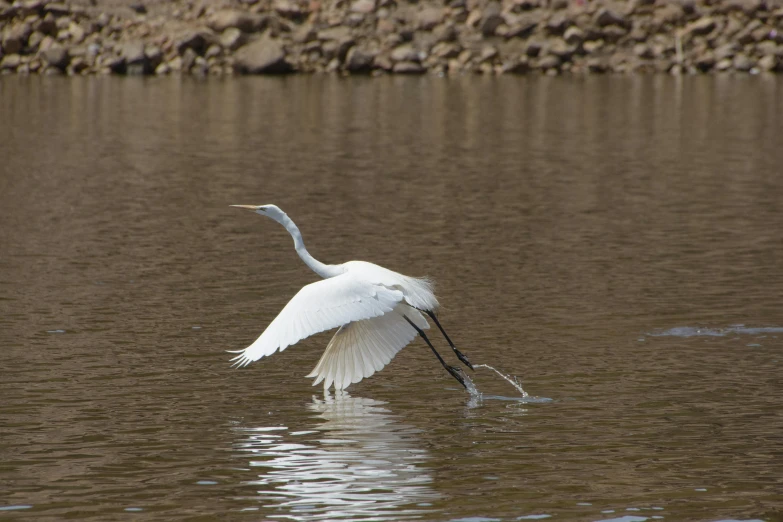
[455,349,474,371]
[447,365,468,390]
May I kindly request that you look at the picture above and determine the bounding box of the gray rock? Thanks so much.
[176,30,215,56]
[122,41,148,74]
[479,45,498,62]
[0,53,21,70]
[105,55,126,74]
[686,17,716,37]
[145,45,163,69]
[344,46,375,72]
[155,62,170,75]
[181,48,197,72]
[732,53,754,71]
[234,38,293,73]
[220,28,245,51]
[587,56,607,73]
[417,7,444,30]
[392,61,425,74]
[503,20,536,39]
[390,44,420,62]
[563,26,584,45]
[209,10,265,33]
[537,54,561,69]
[546,13,569,34]
[500,58,529,74]
[715,58,732,71]
[317,27,352,42]
[41,43,69,69]
[433,23,457,42]
[758,54,779,71]
[273,0,305,20]
[351,0,375,14]
[431,41,461,59]
[480,13,505,36]
[695,50,714,71]
[549,39,576,60]
[525,40,543,57]
[2,22,32,55]
[594,8,627,28]
[42,3,70,16]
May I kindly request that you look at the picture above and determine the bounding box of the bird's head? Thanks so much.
[230,204,287,222]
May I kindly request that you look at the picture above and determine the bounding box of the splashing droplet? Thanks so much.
[474,364,529,397]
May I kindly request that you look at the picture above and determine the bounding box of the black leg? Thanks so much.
[421,309,474,370]
[403,315,467,389]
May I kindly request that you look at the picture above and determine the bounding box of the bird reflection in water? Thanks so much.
[233,391,439,520]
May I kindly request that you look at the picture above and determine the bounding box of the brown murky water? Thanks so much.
[1,76,782,522]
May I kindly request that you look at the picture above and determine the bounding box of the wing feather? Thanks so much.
[306,306,429,390]
[231,273,404,368]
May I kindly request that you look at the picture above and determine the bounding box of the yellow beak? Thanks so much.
[230,205,258,211]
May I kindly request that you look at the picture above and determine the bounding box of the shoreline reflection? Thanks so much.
[233,391,439,520]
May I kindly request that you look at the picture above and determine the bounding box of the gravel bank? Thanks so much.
[1,0,783,76]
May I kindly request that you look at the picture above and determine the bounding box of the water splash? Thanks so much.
[474,364,529,398]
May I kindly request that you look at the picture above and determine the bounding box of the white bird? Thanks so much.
[228,204,473,391]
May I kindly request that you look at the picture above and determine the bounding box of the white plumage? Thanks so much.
[228,204,464,391]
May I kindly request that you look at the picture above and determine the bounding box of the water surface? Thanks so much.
[1,75,782,521]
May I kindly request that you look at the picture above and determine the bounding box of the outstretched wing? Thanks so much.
[306,306,429,390]
[230,272,404,368]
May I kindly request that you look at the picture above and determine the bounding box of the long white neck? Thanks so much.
[273,211,342,279]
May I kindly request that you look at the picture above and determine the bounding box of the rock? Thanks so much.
[587,56,607,72]
[351,0,375,14]
[500,58,529,74]
[480,13,505,36]
[273,0,305,20]
[686,17,716,37]
[732,53,754,71]
[68,21,85,43]
[594,8,627,28]
[27,30,43,51]
[715,58,732,71]
[208,10,264,33]
[176,30,215,56]
[537,54,561,69]
[155,62,170,75]
[431,41,461,59]
[602,25,627,42]
[503,20,536,39]
[758,54,779,71]
[546,13,570,34]
[318,26,352,42]
[2,22,32,55]
[634,43,654,59]
[205,45,221,59]
[390,44,420,62]
[220,28,245,51]
[694,50,714,71]
[42,3,70,16]
[392,61,425,73]
[344,46,375,72]
[563,26,584,45]
[433,23,457,42]
[121,41,148,74]
[181,48,197,71]
[525,40,543,57]
[41,43,69,69]
[549,39,576,60]
[68,56,88,74]
[234,38,293,73]
[129,2,147,15]
[0,53,20,69]
[145,45,163,69]
[417,7,444,30]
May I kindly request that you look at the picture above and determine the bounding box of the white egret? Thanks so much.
[228,204,473,391]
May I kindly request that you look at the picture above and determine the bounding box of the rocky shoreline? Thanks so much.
[1,0,783,76]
